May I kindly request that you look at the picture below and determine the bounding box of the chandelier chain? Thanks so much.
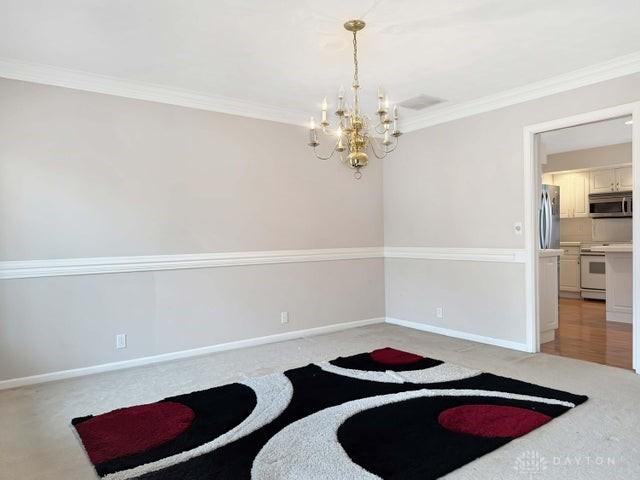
[352,32,359,89]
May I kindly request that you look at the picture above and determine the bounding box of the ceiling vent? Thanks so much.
[398,94,444,110]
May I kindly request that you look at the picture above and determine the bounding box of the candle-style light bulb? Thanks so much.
[308,116,318,146]
[377,87,384,113]
[393,105,399,120]
[336,126,345,151]
[383,123,391,146]
[321,97,328,126]
[336,86,345,116]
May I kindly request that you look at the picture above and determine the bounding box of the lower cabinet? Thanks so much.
[559,246,580,295]
[539,255,559,342]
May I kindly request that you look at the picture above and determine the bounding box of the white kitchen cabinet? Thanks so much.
[554,173,571,218]
[559,246,580,294]
[539,254,559,342]
[588,165,633,194]
[590,169,616,194]
[615,166,633,191]
[553,172,589,218]
[572,171,589,217]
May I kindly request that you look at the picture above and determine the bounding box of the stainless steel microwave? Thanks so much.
[589,191,633,218]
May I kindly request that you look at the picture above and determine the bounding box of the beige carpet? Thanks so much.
[1,323,639,479]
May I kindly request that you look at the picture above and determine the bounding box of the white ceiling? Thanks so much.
[540,116,633,154]
[1,0,640,123]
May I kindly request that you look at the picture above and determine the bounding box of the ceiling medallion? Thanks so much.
[307,19,402,179]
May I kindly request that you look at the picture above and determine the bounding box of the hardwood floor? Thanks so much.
[541,298,633,370]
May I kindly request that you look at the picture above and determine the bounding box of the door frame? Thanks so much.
[523,101,640,373]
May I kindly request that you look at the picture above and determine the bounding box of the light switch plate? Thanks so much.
[513,222,523,235]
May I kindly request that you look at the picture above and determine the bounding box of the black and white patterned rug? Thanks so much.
[72,347,587,479]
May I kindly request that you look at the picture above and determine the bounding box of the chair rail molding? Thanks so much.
[0,246,533,279]
[384,247,527,263]
[0,247,385,279]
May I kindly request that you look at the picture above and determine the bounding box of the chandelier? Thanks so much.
[307,19,402,179]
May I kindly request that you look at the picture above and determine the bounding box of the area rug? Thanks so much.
[72,347,587,479]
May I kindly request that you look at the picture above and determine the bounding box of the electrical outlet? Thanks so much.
[435,307,444,319]
[115,334,127,349]
[280,311,289,324]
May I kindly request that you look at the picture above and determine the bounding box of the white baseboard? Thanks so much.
[0,317,385,390]
[0,315,533,390]
[385,317,530,352]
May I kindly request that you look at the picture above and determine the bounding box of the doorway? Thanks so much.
[523,102,640,373]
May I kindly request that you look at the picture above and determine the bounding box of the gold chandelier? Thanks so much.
[307,19,401,179]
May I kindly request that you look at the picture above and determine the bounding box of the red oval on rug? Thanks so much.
[438,404,552,438]
[75,401,195,464]
[370,347,424,365]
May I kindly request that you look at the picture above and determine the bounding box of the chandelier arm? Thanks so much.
[369,137,388,160]
[313,143,339,161]
[384,136,400,153]
[374,123,386,135]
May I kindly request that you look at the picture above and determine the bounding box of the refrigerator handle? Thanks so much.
[539,193,546,249]
[546,191,552,249]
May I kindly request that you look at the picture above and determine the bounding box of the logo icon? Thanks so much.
[514,451,548,478]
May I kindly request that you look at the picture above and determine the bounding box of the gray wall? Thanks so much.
[544,142,631,173]
[4,71,640,381]
[384,73,640,343]
[0,78,384,381]
[0,79,382,260]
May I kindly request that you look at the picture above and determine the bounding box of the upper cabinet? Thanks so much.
[589,166,633,194]
[615,166,633,191]
[553,171,589,218]
[590,169,616,194]
[549,164,632,218]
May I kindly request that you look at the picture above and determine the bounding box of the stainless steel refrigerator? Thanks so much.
[539,184,560,249]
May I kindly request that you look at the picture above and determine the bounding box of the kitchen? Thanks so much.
[537,116,633,369]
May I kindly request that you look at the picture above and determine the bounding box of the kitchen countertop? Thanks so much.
[590,244,633,253]
[538,249,564,257]
[560,241,581,246]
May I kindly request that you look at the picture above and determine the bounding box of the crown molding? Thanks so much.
[401,51,640,132]
[0,57,306,126]
[2,51,640,133]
